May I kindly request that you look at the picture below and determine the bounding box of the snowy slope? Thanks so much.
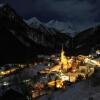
[25,17,41,29]
[38,69,100,100]
[25,17,76,37]
[38,80,100,100]
[46,20,75,36]
[0,4,72,64]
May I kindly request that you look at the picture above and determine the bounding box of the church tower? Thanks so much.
[60,45,68,70]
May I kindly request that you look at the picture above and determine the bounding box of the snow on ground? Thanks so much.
[22,64,47,77]
[38,79,100,100]
[0,64,47,96]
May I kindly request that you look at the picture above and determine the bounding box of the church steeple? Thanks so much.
[61,45,64,63]
[60,45,68,69]
[61,44,64,53]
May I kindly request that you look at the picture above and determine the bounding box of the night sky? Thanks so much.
[0,0,100,31]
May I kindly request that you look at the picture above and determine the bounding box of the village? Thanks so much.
[0,48,100,99]
[30,48,100,99]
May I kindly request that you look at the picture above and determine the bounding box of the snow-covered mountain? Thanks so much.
[0,4,100,63]
[25,17,41,29]
[46,20,75,36]
[0,4,72,63]
[26,17,100,38]
[25,17,57,36]
[25,17,76,37]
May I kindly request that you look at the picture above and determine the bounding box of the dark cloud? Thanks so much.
[0,0,100,31]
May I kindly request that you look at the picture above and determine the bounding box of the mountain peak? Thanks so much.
[46,20,75,36]
[25,17,76,37]
[26,17,41,28]
[27,17,41,24]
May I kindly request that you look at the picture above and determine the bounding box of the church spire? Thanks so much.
[60,44,68,67]
[61,44,63,53]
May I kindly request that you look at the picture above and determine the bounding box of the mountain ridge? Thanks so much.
[0,4,100,63]
[0,4,72,63]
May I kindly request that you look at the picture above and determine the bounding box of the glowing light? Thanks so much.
[96,50,100,55]
[50,46,69,72]
[3,82,9,86]
[60,75,69,81]
[59,46,69,70]
[48,80,63,88]
[85,58,100,66]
